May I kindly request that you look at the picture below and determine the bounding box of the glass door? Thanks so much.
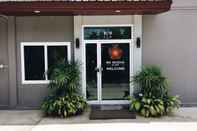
[85,42,131,103]
[86,44,98,101]
[101,43,130,100]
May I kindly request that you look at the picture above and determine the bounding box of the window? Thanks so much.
[84,26,132,40]
[24,46,45,81]
[21,42,71,84]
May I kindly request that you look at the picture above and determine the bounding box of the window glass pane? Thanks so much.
[24,46,45,80]
[101,43,130,100]
[86,44,97,100]
[84,27,131,40]
[47,46,68,79]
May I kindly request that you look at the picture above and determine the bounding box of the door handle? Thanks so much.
[0,64,8,69]
[95,67,100,72]
[94,67,103,72]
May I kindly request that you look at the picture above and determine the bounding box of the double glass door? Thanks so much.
[86,42,132,103]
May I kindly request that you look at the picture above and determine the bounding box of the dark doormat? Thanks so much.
[89,105,136,120]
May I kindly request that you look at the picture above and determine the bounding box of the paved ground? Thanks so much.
[0,107,197,131]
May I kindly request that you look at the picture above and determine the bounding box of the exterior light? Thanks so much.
[136,37,141,48]
[76,38,80,48]
[115,10,121,13]
[34,10,40,13]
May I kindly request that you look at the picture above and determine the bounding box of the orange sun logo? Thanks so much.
[108,45,123,60]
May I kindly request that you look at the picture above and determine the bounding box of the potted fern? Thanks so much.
[41,60,87,118]
[130,66,180,117]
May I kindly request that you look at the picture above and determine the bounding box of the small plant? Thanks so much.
[41,60,87,118]
[130,66,180,117]
[164,95,180,114]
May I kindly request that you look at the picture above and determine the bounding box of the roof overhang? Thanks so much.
[0,1,172,16]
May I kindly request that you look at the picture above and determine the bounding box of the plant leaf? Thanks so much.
[134,101,141,110]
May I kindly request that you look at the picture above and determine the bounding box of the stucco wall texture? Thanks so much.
[143,0,197,106]
[15,16,74,107]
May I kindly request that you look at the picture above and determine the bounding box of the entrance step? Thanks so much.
[89,105,136,120]
[100,105,123,110]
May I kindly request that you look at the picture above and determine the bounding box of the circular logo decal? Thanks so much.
[108,45,123,60]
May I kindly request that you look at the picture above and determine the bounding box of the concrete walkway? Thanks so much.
[0,107,197,131]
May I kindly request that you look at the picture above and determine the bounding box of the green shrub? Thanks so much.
[132,66,168,98]
[130,66,181,117]
[41,60,87,118]
[164,95,181,114]
[41,95,87,117]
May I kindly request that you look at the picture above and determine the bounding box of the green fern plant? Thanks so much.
[41,60,87,118]
[130,66,180,117]
[132,66,168,98]
[47,60,81,96]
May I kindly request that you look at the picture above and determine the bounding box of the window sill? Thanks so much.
[22,80,50,85]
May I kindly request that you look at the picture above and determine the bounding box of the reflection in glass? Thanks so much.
[47,46,68,79]
[86,44,97,100]
[24,46,45,80]
[101,43,130,100]
[84,27,131,40]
